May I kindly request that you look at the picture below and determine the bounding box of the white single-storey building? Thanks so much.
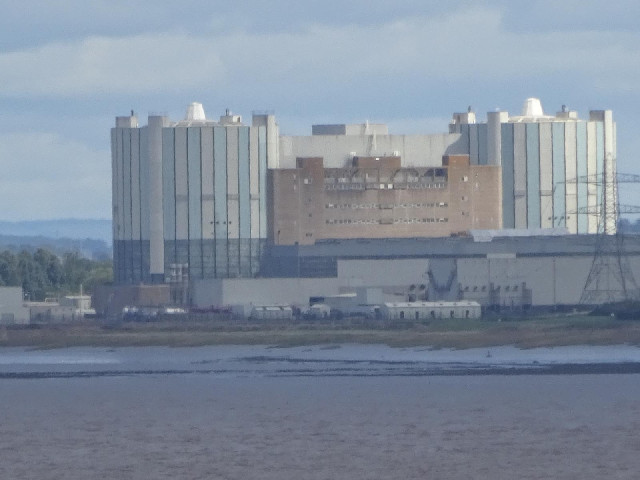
[381,301,481,320]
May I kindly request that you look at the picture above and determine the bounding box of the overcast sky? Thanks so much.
[1,0,639,221]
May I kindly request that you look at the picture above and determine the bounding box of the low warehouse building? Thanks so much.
[382,301,481,320]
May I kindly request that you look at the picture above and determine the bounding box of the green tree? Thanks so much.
[17,250,38,299]
[0,248,112,299]
[62,251,93,292]
[0,251,18,286]
[34,248,63,289]
[84,260,113,292]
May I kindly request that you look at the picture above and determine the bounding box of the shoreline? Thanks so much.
[3,362,640,380]
[2,315,640,350]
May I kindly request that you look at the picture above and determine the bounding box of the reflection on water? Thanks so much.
[1,345,640,479]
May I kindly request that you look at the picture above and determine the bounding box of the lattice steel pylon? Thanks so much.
[570,160,640,305]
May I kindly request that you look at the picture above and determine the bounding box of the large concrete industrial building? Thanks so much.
[112,104,278,284]
[111,98,632,311]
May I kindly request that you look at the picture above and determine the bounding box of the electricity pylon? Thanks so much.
[567,163,640,305]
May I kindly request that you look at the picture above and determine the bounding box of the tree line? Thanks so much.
[0,248,112,301]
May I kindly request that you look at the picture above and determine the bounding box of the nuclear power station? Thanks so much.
[109,99,639,312]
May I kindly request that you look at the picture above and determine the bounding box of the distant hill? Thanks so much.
[0,219,112,260]
[0,235,111,260]
[0,219,111,244]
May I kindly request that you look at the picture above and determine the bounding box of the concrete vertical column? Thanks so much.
[525,123,541,229]
[249,127,260,240]
[513,124,527,229]
[188,127,203,278]
[500,123,515,229]
[551,123,566,229]
[266,115,279,169]
[486,111,508,166]
[162,128,177,273]
[148,116,168,277]
[226,127,240,240]
[200,127,214,241]
[122,128,132,245]
[110,128,121,282]
[586,122,598,233]
[576,123,588,234]
[469,125,479,165]
[539,123,553,228]
[252,114,270,240]
[130,128,142,282]
[174,127,189,269]
[111,128,120,242]
[590,110,616,234]
[564,122,578,234]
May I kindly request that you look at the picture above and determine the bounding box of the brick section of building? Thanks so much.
[271,154,502,245]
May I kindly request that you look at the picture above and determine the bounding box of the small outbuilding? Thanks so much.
[381,301,481,320]
[0,287,29,325]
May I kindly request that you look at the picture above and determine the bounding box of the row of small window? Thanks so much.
[325,219,379,225]
[325,184,365,191]
[325,174,448,184]
[325,202,448,209]
[403,183,447,189]
[324,177,370,184]
[325,218,448,225]
[324,183,446,191]
[393,218,448,224]
[462,285,520,292]
[396,310,472,320]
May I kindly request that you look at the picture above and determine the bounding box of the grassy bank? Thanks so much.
[2,314,640,350]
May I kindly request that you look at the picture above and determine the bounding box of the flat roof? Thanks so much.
[269,234,640,260]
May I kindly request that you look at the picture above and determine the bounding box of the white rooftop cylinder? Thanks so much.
[521,98,544,117]
[185,102,206,121]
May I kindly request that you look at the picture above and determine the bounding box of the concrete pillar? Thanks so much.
[486,111,508,166]
[603,110,617,234]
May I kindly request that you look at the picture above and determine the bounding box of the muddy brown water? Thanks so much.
[1,346,639,479]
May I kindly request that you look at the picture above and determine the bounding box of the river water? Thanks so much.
[1,345,640,479]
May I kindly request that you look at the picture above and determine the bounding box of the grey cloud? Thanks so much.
[2,7,638,101]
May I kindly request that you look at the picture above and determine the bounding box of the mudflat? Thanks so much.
[2,315,640,349]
